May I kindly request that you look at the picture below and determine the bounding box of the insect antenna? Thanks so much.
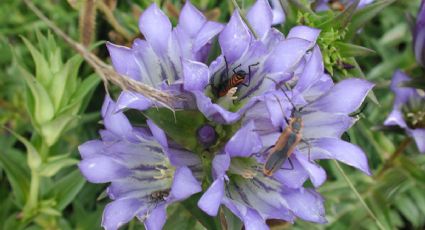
[264,77,297,109]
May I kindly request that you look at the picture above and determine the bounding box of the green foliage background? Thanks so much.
[0,0,425,229]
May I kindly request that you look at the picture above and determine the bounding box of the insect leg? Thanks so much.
[232,63,242,74]
[280,157,294,170]
[250,145,274,158]
[223,56,229,83]
[301,139,312,162]
[242,62,260,87]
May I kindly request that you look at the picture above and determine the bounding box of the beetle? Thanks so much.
[149,189,170,203]
[261,78,311,177]
[212,56,259,98]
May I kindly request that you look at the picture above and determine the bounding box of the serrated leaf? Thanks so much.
[0,148,30,207]
[346,0,397,40]
[49,169,86,210]
[39,156,79,177]
[335,42,376,57]
[144,109,207,152]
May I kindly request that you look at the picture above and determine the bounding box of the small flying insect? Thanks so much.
[149,189,170,203]
[212,56,259,98]
[328,0,345,11]
[261,78,311,177]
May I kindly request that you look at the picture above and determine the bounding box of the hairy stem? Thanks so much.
[333,160,386,230]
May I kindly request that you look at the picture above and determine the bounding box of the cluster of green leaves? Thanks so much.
[1,0,425,230]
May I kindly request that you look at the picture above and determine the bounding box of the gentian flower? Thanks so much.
[384,71,425,153]
[414,0,425,67]
[78,97,202,230]
[106,1,223,111]
[184,0,319,123]
[197,39,373,227]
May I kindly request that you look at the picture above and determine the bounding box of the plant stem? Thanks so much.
[375,137,412,179]
[97,1,133,41]
[333,160,386,230]
[229,0,259,39]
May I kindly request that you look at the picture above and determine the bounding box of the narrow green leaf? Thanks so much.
[17,64,55,125]
[64,73,100,113]
[21,37,53,86]
[49,169,86,210]
[335,42,376,57]
[394,195,422,227]
[40,114,77,146]
[319,0,360,29]
[346,0,397,40]
[6,128,41,170]
[0,148,30,207]
[164,203,206,230]
[39,156,79,177]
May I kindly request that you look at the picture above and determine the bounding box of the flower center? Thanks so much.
[402,97,425,129]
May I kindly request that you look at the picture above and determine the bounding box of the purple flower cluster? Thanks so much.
[384,71,425,153]
[78,1,373,229]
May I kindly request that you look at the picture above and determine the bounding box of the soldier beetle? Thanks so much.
[261,77,311,177]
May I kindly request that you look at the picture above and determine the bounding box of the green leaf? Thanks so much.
[40,114,77,146]
[39,155,79,177]
[335,42,376,57]
[21,37,53,86]
[346,0,397,40]
[164,203,206,230]
[220,206,243,230]
[49,169,86,210]
[64,73,100,113]
[0,148,30,207]
[180,193,221,230]
[319,0,360,30]
[394,195,422,227]
[6,128,41,170]
[144,109,207,152]
[17,64,55,125]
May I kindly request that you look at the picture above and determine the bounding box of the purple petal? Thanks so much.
[306,78,374,114]
[219,11,251,64]
[183,59,210,91]
[79,140,103,159]
[246,0,273,38]
[384,109,408,128]
[302,112,355,139]
[264,38,311,74]
[270,0,285,25]
[241,209,269,230]
[284,188,326,223]
[212,153,231,178]
[287,26,321,42]
[273,157,309,188]
[144,204,167,230]
[102,96,133,138]
[309,138,371,175]
[295,46,324,93]
[295,153,327,187]
[139,3,171,56]
[192,91,240,124]
[106,42,140,81]
[171,167,202,200]
[116,91,152,112]
[147,120,168,149]
[225,121,263,157]
[414,1,425,67]
[179,1,206,37]
[79,157,131,183]
[102,199,144,230]
[193,21,224,53]
[410,129,425,153]
[390,71,417,107]
[198,178,224,216]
